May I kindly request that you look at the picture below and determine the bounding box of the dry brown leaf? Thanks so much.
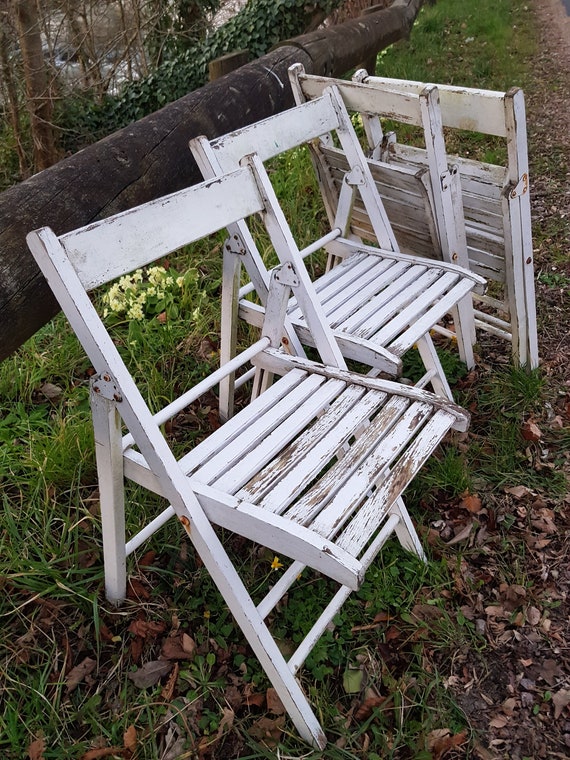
[80,747,125,760]
[411,603,444,622]
[461,493,483,513]
[39,382,63,400]
[354,696,386,721]
[127,578,151,600]
[138,550,156,567]
[446,521,474,545]
[526,606,541,626]
[161,633,196,661]
[266,687,286,715]
[123,725,137,754]
[248,715,285,746]
[160,661,179,701]
[127,659,173,689]
[427,728,467,760]
[526,536,552,550]
[181,633,197,656]
[484,605,505,618]
[66,657,96,693]
[540,658,562,686]
[28,736,46,760]
[385,625,401,641]
[505,485,534,499]
[502,697,517,715]
[472,740,497,760]
[128,618,166,639]
[245,690,265,708]
[215,707,235,739]
[522,419,542,441]
[130,636,143,664]
[552,689,570,719]
[531,508,557,534]
[489,713,509,729]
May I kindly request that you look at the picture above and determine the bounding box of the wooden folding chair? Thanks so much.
[307,68,537,369]
[288,64,477,359]
[190,84,485,421]
[27,158,470,748]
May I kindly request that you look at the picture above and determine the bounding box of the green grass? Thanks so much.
[0,1,556,757]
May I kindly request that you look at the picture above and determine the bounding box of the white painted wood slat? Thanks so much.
[191,372,327,486]
[212,377,347,493]
[337,266,441,336]
[283,394,414,525]
[338,410,456,554]
[307,401,434,539]
[237,384,372,507]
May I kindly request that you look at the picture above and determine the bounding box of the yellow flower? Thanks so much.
[127,303,144,320]
[270,556,283,571]
[203,609,211,619]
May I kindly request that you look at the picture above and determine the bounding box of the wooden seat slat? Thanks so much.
[213,377,347,493]
[238,384,373,508]
[338,410,455,554]
[192,373,328,486]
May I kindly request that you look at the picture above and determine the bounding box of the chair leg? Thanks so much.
[177,509,328,748]
[449,297,476,370]
[389,496,427,562]
[90,388,127,605]
[415,334,454,401]
[219,246,242,422]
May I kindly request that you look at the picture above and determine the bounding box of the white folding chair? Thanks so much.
[28,158,470,748]
[190,84,485,421]
[329,69,538,369]
[288,64,477,359]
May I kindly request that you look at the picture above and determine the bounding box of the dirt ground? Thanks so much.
[529,0,570,370]
[456,1,570,758]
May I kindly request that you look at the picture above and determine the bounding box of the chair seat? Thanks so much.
[240,246,482,372]
[123,361,462,590]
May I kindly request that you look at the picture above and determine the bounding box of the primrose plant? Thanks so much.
[103,265,202,322]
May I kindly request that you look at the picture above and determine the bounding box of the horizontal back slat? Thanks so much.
[322,146,440,257]
[294,74,426,125]
[60,167,263,290]
[209,92,341,173]
[360,75,510,136]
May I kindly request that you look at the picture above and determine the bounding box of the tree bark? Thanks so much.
[0,0,424,361]
[12,0,57,171]
[0,14,28,177]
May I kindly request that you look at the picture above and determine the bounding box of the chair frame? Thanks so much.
[191,83,485,421]
[293,66,537,368]
[28,157,471,748]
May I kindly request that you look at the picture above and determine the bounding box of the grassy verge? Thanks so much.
[2,1,563,758]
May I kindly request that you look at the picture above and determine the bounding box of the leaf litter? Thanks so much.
[8,3,570,759]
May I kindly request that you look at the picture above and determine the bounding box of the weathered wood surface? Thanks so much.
[27,143,467,745]
[0,0,423,361]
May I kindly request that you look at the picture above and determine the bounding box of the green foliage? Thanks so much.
[0,1,561,756]
[58,0,345,146]
[376,0,535,92]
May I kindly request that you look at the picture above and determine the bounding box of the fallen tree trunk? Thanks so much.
[0,0,423,361]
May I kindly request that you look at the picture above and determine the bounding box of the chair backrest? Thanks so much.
[348,71,537,368]
[191,84,400,253]
[27,165,346,436]
[288,64,469,270]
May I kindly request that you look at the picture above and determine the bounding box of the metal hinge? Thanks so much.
[273,262,299,288]
[508,173,529,199]
[440,169,452,192]
[345,166,366,187]
[91,372,123,402]
[224,232,248,256]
